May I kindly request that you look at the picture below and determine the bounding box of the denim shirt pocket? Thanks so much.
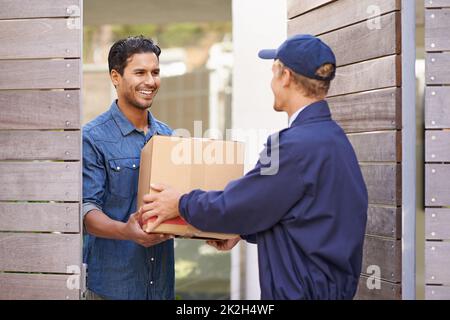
[107,158,140,199]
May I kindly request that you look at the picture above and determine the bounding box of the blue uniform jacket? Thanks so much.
[179,100,368,300]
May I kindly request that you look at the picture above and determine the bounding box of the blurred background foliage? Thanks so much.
[84,22,232,63]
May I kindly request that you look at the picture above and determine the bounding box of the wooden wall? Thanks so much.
[287,0,402,299]
[0,0,82,299]
[424,0,450,300]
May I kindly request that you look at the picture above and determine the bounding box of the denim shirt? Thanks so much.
[82,101,174,300]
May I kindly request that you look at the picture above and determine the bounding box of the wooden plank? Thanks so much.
[0,0,80,19]
[0,131,80,160]
[425,130,450,162]
[425,164,450,206]
[0,19,80,59]
[366,205,401,239]
[425,0,450,8]
[426,53,450,85]
[319,12,400,67]
[426,209,450,240]
[425,242,450,284]
[288,0,400,36]
[0,162,80,201]
[425,9,450,52]
[328,55,400,97]
[361,236,401,282]
[287,0,334,19]
[328,87,401,133]
[0,203,79,233]
[0,59,80,89]
[348,131,400,162]
[0,233,81,273]
[0,90,80,130]
[425,87,450,129]
[0,273,79,300]
[355,276,401,300]
[360,164,401,206]
[426,286,450,300]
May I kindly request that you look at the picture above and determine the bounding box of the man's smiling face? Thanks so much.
[112,52,161,110]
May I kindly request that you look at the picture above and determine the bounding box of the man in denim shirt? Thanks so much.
[83,36,174,300]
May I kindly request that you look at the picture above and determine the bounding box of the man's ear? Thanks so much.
[281,68,292,87]
[110,69,120,87]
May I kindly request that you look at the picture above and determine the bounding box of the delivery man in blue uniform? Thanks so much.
[139,34,368,300]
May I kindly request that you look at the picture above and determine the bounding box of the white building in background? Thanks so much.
[207,36,233,139]
[160,48,188,77]
[231,0,287,300]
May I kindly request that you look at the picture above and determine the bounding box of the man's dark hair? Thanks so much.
[108,35,161,75]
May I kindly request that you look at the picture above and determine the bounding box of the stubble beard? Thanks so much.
[126,90,155,111]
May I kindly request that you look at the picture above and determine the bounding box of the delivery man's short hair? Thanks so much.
[108,35,161,75]
[274,59,335,98]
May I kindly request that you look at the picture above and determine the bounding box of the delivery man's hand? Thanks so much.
[122,211,173,247]
[206,237,241,251]
[140,183,182,232]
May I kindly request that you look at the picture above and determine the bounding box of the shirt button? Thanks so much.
[132,164,136,168]
[116,166,120,170]
[150,257,155,262]
[150,281,154,285]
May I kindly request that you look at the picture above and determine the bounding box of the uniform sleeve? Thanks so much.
[179,135,306,236]
[82,131,106,217]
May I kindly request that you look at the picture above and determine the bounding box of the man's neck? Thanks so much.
[116,99,148,133]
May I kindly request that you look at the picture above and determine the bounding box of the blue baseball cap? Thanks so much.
[258,34,336,81]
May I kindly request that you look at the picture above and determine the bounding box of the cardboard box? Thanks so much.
[137,135,244,240]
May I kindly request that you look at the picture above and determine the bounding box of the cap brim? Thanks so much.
[258,49,277,59]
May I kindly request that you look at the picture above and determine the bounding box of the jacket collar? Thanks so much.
[290,100,331,127]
